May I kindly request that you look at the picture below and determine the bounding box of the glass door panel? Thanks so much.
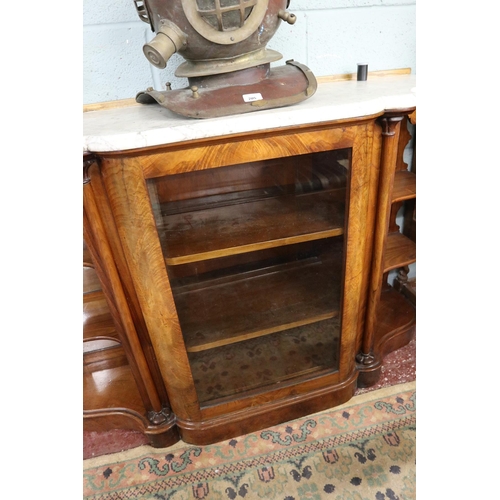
[147,148,351,404]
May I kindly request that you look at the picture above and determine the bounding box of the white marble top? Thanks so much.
[83,74,416,153]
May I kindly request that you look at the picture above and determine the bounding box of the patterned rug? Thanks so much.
[83,381,416,499]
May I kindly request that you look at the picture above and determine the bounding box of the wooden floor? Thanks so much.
[83,339,416,459]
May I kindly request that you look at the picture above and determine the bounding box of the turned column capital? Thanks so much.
[83,153,97,184]
[378,115,404,136]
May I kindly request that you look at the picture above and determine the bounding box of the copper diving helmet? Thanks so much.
[134,0,317,118]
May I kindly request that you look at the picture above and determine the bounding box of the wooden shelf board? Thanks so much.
[392,171,416,203]
[160,191,345,265]
[383,232,416,273]
[83,292,119,341]
[83,266,102,294]
[188,312,338,353]
[83,338,121,354]
[83,240,93,267]
[200,366,332,409]
[374,286,416,349]
[316,67,412,84]
[175,257,342,352]
[83,343,123,367]
[189,317,341,405]
[83,347,146,416]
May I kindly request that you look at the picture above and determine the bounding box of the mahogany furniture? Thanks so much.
[83,74,416,447]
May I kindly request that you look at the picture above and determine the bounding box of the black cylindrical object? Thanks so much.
[357,63,368,81]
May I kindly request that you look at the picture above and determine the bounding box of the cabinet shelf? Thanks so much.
[83,290,120,342]
[159,190,345,265]
[392,171,416,203]
[175,254,342,352]
[383,232,416,273]
[83,266,101,294]
[84,347,147,419]
[83,240,93,267]
[189,317,341,405]
[374,286,416,356]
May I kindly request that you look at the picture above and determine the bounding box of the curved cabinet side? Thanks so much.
[83,154,179,447]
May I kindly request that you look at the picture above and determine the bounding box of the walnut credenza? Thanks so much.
[83,74,416,447]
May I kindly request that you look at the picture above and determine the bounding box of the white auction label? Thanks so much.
[242,93,263,103]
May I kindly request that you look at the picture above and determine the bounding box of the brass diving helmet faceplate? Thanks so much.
[133,0,317,118]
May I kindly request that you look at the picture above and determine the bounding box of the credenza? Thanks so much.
[83,73,416,447]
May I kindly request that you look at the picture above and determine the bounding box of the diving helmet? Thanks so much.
[134,0,317,118]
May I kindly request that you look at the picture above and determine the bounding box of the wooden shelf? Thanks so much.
[392,171,416,203]
[83,266,102,294]
[83,347,147,417]
[189,317,341,405]
[175,255,342,352]
[374,286,416,356]
[83,290,120,342]
[83,240,93,267]
[159,190,345,265]
[83,339,121,354]
[383,232,416,273]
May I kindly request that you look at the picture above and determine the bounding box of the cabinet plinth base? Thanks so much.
[355,352,382,388]
[356,287,416,388]
[84,411,180,449]
[176,372,358,446]
[356,363,382,388]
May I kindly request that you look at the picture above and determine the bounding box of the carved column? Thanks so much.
[357,114,404,379]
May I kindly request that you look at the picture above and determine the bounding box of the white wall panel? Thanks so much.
[306,5,416,76]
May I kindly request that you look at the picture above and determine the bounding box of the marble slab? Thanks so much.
[83,74,416,153]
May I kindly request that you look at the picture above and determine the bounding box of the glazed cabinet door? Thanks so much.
[148,150,348,405]
[99,120,379,441]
